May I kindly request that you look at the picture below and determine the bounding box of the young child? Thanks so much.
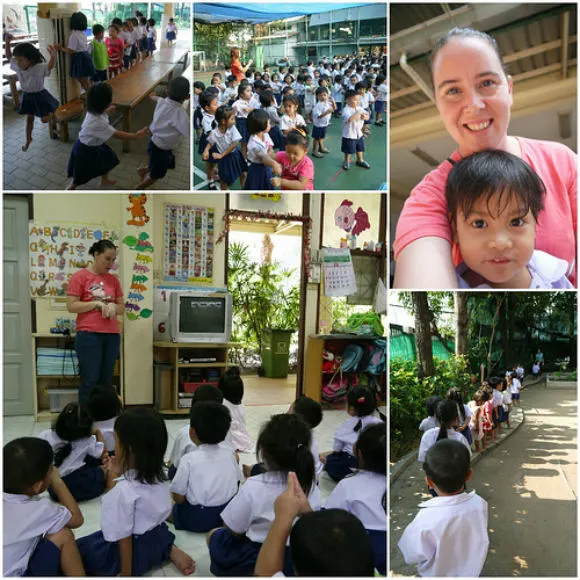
[481,385,495,442]
[447,387,472,446]
[198,88,220,190]
[490,377,503,435]
[207,413,320,577]
[87,384,122,454]
[137,76,190,190]
[532,361,540,378]
[355,81,372,137]
[419,395,441,432]
[166,17,178,47]
[7,41,59,152]
[243,109,283,191]
[3,438,85,576]
[320,386,384,482]
[311,87,335,157]
[280,94,306,138]
[271,72,282,104]
[260,90,284,151]
[89,24,109,82]
[325,423,386,575]
[332,74,344,116]
[204,105,248,189]
[66,82,148,189]
[398,439,489,576]
[130,18,140,65]
[232,82,255,159]
[510,371,522,406]
[38,402,108,502]
[119,21,133,70]
[303,75,316,123]
[218,367,254,453]
[193,80,205,142]
[502,377,512,428]
[446,150,574,289]
[468,390,485,453]
[223,75,238,105]
[341,90,371,171]
[374,74,387,126]
[272,128,314,190]
[76,408,195,576]
[146,19,157,56]
[170,402,240,532]
[57,12,94,91]
[138,16,148,60]
[105,24,124,77]
[211,73,226,104]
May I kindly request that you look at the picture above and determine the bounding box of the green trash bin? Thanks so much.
[262,329,294,378]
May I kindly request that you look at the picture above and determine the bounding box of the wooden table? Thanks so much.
[2,65,19,109]
[151,48,189,70]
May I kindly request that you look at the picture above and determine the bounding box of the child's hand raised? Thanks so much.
[274,471,312,523]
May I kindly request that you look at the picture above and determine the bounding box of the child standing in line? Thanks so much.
[374,74,387,126]
[146,19,157,56]
[119,21,133,70]
[502,378,512,428]
[56,12,94,91]
[481,385,495,442]
[232,82,255,159]
[272,128,315,190]
[341,90,370,171]
[489,377,503,435]
[510,371,522,406]
[198,89,220,190]
[280,94,306,139]
[89,24,109,82]
[303,75,316,123]
[166,18,178,47]
[193,80,205,142]
[332,74,345,117]
[447,387,472,446]
[87,384,122,454]
[260,90,284,151]
[418,395,441,432]
[105,24,124,77]
[467,390,486,453]
[311,87,335,157]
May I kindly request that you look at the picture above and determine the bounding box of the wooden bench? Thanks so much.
[50,98,84,141]
[2,66,19,109]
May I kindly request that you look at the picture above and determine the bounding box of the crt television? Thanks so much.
[169,291,232,343]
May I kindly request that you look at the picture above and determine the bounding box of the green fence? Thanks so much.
[389,332,454,362]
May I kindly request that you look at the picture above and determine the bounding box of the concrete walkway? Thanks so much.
[390,379,577,577]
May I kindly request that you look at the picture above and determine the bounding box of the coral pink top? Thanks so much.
[275,151,314,190]
[394,137,577,285]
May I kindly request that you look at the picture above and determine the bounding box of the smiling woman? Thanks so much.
[393,27,578,289]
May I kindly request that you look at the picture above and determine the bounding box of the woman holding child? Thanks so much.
[393,28,577,289]
[230,47,253,82]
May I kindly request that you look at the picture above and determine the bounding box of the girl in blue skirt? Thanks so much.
[76,408,196,577]
[56,12,94,91]
[232,81,255,159]
[8,41,59,152]
[260,90,284,151]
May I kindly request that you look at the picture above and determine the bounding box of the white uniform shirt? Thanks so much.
[3,493,71,577]
[169,424,197,468]
[417,428,471,463]
[232,98,253,119]
[304,85,316,108]
[10,60,50,93]
[492,389,502,409]
[376,83,388,101]
[78,112,116,146]
[312,101,333,128]
[150,97,190,150]
[38,430,104,476]
[138,25,147,39]
[342,105,365,139]
[325,470,386,531]
[249,93,261,109]
[223,86,237,102]
[332,83,344,102]
[170,444,240,506]
[502,390,512,411]
[511,377,521,394]
[68,30,88,52]
[271,81,282,94]
[262,105,281,126]
[310,433,323,481]
[119,31,132,55]
[246,133,274,165]
[100,470,171,541]
[398,491,489,577]
[418,416,437,433]
[223,399,254,452]
[94,417,116,453]
[201,111,215,135]
[208,125,243,154]
[147,27,157,41]
[332,415,384,457]
[280,113,306,133]
[221,471,321,543]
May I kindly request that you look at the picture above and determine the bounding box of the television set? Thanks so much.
[168,291,232,343]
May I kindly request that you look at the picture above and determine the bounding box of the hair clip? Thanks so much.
[358,396,365,403]
[294,127,306,137]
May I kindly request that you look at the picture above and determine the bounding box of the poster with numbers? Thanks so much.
[164,204,214,283]
[322,248,357,297]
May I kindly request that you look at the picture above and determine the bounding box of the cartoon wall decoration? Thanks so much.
[251,193,281,202]
[334,199,371,240]
[29,224,121,297]
[126,194,151,227]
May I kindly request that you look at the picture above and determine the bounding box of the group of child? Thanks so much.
[6,11,188,190]
[195,54,387,190]
[3,369,387,577]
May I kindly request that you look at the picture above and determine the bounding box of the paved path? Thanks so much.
[390,380,577,577]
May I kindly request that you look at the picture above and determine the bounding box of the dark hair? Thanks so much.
[355,81,367,93]
[423,439,470,493]
[218,367,244,405]
[286,126,309,149]
[355,423,386,475]
[253,79,265,91]
[445,150,545,226]
[215,105,235,126]
[190,401,231,444]
[282,94,299,109]
[108,23,120,33]
[206,86,219,97]
[375,74,386,86]
[135,11,144,17]
[347,386,377,430]
[86,82,113,114]
[92,24,105,36]
[111,18,123,27]
[192,384,224,405]
[87,384,121,421]
[4,437,53,494]
[335,74,344,84]
[284,74,293,84]
[53,403,93,467]
[425,395,441,417]
[71,11,88,31]
[238,82,252,98]
[473,390,484,405]
[487,376,503,389]
[345,89,357,100]
[147,19,156,26]
[259,90,275,108]
[226,74,236,84]
[168,76,190,102]
[247,108,270,135]
[115,408,167,484]
[139,17,147,26]
[435,399,459,442]
[447,387,466,423]
[290,509,375,576]
[200,89,218,111]
[293,395,323,429]
[281,86,294,96]
[315,86,329,99]
[130,18,138,26]
[88,239,116,257]
[12,43,44,65]
[257,414,314,495]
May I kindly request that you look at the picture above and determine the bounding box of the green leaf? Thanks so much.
[139,309,153,319]
[126,312,138,321]
[122,235,138,247]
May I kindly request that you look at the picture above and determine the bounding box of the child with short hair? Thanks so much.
[502,377,512,428]
[419,395,441,432]
[311,87,335,158]
[56,12,94,91]
[446,150,574,289]
[374,74,387,126]
[341,90,370,171]
[105,24,124,77]
[481,385,495,442]
[88,24,109,82]
[218,367,254,453]
[280,94,306,137]
[510,371,522,406]
[271,72,282,104]
[166,17,178,46]
[303,75,316,123]
[398,439,489,576]
[224,74,238,105]
[332,76,345,117]
[272,128,315,190]
[233,82,255,159]
[87,384,122,454]
[193,80,205,142]
[488,376,502,435]
[146,19,157,56]
[198,88,220,190]
[260,90,284,151]
[467,390,486,453]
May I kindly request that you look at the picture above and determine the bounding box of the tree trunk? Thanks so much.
[455,293,469,356]
[487,294,505,376]
[499,297,508,369]
[508,293,516,364]
[413,292,435,379]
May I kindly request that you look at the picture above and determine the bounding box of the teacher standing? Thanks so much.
[67,239,124,404]
[230,47,253,82]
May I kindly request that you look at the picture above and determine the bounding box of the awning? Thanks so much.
[310,4,386,25]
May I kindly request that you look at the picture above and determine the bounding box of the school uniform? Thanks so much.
[68,30,94,78]
[280,113,306,134]
[119,30,132,68]
[271,81,282,104]
[207,125,248,185]
[294,82,305,110]
[502,390,512,421]
[166,23,177,41]
[325,470,386,575]
[223,86,237,106]
[38,429,106,502]
[10,59,59,118]
[94,417,116,453]
[417,428,472,463]
[244,133,275,191]
[457,403,473,445]
[67,112,119,186]
[418,416,437,433]
[198,111,216,157]
[168,424,197,480]
[303,85,316,115]
[312,101,333,140]
[193,93,203,130]
[3,492,72,577]
[341,105,366,154]
[209,471,321,576]
[130,28,140,60]
[223,399,254,452]
[398,491,489,577]
[138,25,148,52]
[492,389,503,424]
[232,98,253,143]
[375,83,387,113]
[146,26,157,55]
[324,415,384,482]
[332,83,344,114]
[76,470,175,576]
[511,377,521,400]
[262,105,284,150]
[468,402,484,442]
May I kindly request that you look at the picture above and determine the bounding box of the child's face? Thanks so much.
[452,192,535,286]
[305,77,312,85]
[206,97,219,115]
[109,26,118,38]
[14,55,31,70]
[284,75,292,85]
[320,79,327,87]
[284,101,298,116]
[95,31,104,41]
[347,94,361,108]
[314,71,320,79]
[319,91,328,102]
[194,87,202,96]
[242,86,252,100]
[285,143,306,166]
[226,114,236,129]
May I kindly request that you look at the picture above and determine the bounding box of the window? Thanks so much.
[332,21,355,40]
[359,19,386,37]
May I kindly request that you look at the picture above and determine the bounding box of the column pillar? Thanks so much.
[160,3,175,48]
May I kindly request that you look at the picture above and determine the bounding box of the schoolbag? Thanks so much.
[341,344,365,372]
[365,339,386,375]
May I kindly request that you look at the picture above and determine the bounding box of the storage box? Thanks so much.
[182,381,219,394]
[178,393,194,408]
[47,389,78,412]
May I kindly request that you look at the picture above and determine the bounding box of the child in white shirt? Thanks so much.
[510,372,522,406]
[311,87,335,158]
[418,395,441,432]
[374,74,387,126]
[341,90,370,171]
[86,384,122,454]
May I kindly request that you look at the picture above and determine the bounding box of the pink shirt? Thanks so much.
[275,151,314,190]
[67,269,123,333]
[394,137,577,285]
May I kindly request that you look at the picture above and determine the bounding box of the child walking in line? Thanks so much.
[166,18,178,47]
[89,24,109,82]
[341,90,370,171]
[418,395,441,432]
[105,23,124,77]
[468,390,486,453]
[146,19,157,56]
[447,387,473,446]
[56,12,94,91]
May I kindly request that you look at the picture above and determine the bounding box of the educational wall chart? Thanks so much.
[29,223,121,297]
[164,204,214,283]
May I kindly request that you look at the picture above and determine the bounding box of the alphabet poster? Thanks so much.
[164,204,214,283]
[29,224,121,297]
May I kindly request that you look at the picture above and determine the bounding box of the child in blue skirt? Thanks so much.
[171,401,240,532]
[76,408,195,576]
[207,414,320,577]
[3,437,86,576]
[243,109,282,191]
[260,90,284,151]
[87,384,122,455]
[232,81,255,159]
[38,402,109,502]
[7,40,59,152]
[204,105,248,189]
[67,82,148,189]
[374,74,387,126]
[193,80,205,142]
[198,88,220,189]
[166,18,178,47]
[146,19,157,56]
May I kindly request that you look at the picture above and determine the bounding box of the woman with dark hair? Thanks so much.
[230,47,253,82]
[67,239,124,403]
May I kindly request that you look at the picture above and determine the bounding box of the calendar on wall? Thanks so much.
[322,248,357,297]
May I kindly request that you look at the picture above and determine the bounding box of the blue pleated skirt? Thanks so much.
[77,523,175,576]
[374,100,385,113]
[166,31,176,40]
[193,107,203,130]
[198,131,210,157]
[323,451,357,482]
[173,499,231,533]
[274,93,281,105]
[243,163,273,191]
[147,38,156,54]
[18,89,59,118]
[67,139,120,186]
[49,463,105,503]
[235,117,249,143]
[25,537,61,577]
[367,529,386,576]
[139,38,148,52]
[268,125,284,150]
[71,51,95,78]
[312,126,327,140]
[168,464,177,480]
[148,138,175,179]
[217,147,247,185]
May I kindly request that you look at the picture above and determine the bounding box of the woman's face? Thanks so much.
[432,36,513,157]
[94,248,117,273]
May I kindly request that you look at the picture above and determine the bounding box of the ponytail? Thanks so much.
[294,443,315,496]
[54,442,73,467]
[52,402,93,467]
[435,399,459,442]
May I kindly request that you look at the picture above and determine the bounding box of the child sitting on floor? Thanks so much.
[218,367,254,453]
[87,384,122,455]
[272,128,314,190]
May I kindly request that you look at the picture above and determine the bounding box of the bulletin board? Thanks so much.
[163,204,214,283]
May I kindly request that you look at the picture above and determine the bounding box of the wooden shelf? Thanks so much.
[350,249,385,257]
[154,341,239,348]
[177,362,231,368]
[37,411,58,421]
[160,408,190,415]
[36,375,79,380]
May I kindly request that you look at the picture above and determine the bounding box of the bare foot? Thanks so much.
[100,177,117,187]
[170,546,196,576]
[22,138,32,152]
[137,166,148,180]
[242,464,252,479]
